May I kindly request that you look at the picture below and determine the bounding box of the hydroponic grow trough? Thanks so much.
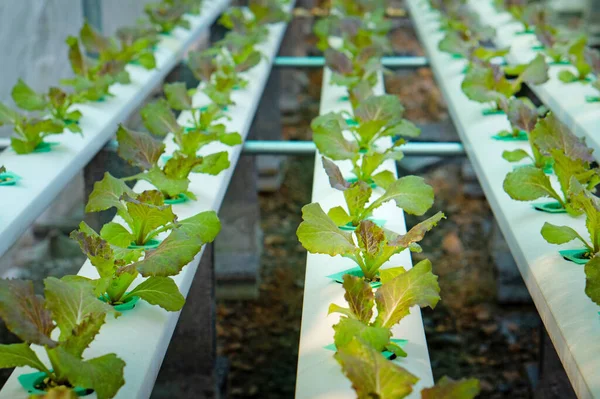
[407,0,600,397]
[0,4,292,397]
[0,0,229,260]
[294,69,434,398]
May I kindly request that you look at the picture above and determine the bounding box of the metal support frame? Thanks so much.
[274,56,429,69]
[81,0,103,32]
[0,139,464,157]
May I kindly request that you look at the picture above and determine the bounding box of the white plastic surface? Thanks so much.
[294,69,434,398]
[0,0,229,259]
[0,8,292,399]
[407,1,600,397]
[468,0,600,158]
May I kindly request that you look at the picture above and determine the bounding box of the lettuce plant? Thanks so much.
[86,173,218,249]
[534,24,570,64]
[78,22,157,70]
[314,15,391,55]
[540,178,600,260]
[558,36,592,83]
[335,338,480,399]
[71,206,220,310]
[297,204,444,282]
[329,261,440,358]
[117,124,230,201]
[214,33,263,73]
[10,80,82,133]
[62,35,130,102]
[0,278,125,398]
[461,54,548,111]
[187,52,246,108]
[321,158,437,228]
[325,47,383,91]
[0,104,64,154]
[311,96,420,185]
[144,1,191,34]
[331,0,386,17]
[503,113,600,214]
[147,82,242,155]
[584,255,600,307]
[584,48,600,98]
[500,98,551,168]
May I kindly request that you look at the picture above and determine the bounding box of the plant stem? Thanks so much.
[106,272,137,303]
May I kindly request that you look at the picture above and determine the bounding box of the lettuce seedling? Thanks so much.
[311,96,420,185]
[534,24,570,64]
[584,256,600,306]
[500,98,551,168]
[62,35,130,102]
[0,104,64,154]
[584,48,600,97]
[558,35,592,83]
[314,15,391,55]
[461,54,548,111]
[503,113,600,214]
[219,0,289,44]
[150,82,242,155]
[117,124,231,200]
[71,207,220,310]
[329,261,440,358]
[297,203,444,282]
[321,158,437,228]
[335,338,480,399]
[10,80,83,133]
[331,0,387,17]
[0,278,125,398]
[540,178,600,259]
[215,33,264,73]
[86,172,215,248]
[144,1,190,34]
[325,47,383,91]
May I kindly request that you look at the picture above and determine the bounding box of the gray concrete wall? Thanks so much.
[0,0,83,136]
[101,0,156,36]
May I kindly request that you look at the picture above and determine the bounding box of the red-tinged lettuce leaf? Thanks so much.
[44,277,116,340]
[439,31,475,57]
[141,99,181,137]
[334,338,418,399]
[122,276,185,311]
[421,376,481,399]
[356,221,386,259]
[344,181,373,221]
[65,36,88,77]
[325,48,353,75]
[389,212,446,248]
[312,113,358,161]
[0,343,48,372]
[322,158,350,191]
[297,203,357,257]
[374,259,440,328]
[126,229,205,277]
[368,175,434,216]
[0,279,56,347]
[80,22,115,56]
[505,97,538,133]
[164,155,204,180]
[532,113,593,163]
[11,79,48,111]
[49,347,125,399]
[164,82,193,111]
[86,172,135,214]
[70,224,118,278]
[568,178,600,250]
[461,63,505,104]
[117,125,165,170]
[342,274,374,323]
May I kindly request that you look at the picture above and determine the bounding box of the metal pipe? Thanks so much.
[241,140,464,156]
[274,56,429,69]
[0,139,464,156]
